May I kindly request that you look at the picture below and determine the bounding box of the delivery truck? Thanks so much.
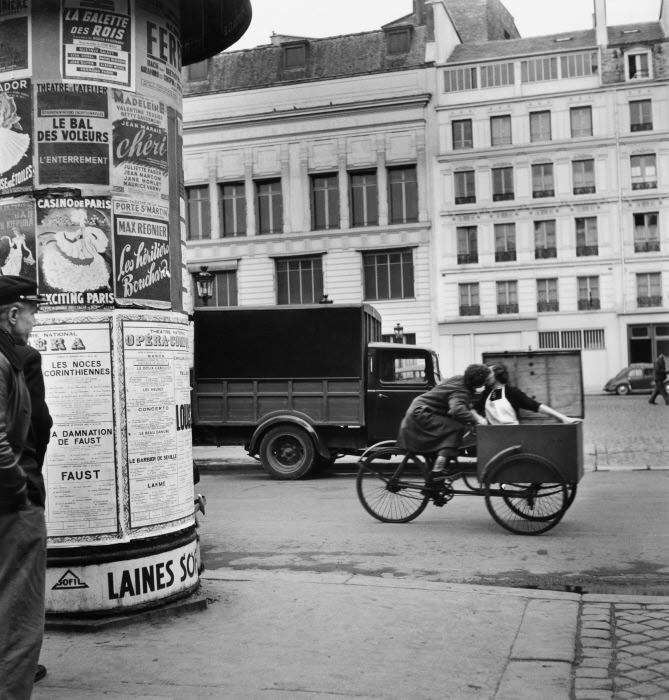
[192,304,440,479]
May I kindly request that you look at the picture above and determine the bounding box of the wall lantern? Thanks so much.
[393,323,404,343]
[195,265,214,305]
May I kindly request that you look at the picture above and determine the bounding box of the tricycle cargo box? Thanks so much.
[482,350,584,420]
[476,422,583,482]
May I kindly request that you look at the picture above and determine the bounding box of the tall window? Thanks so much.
[634,212,659,253]
[578,276,600,310]
[492,166,514,201]
[363,249,414,300]
[532,163,554,198]
[628,52,650,80]
[570,106,593,137]
[537,278,559,312]
[452,119,473,150]
[560,52,598,77]
[575,217,598,256]
[219,182,246,237]
[630,154,657,190]
[521,56,558,82]
[444,67,477,92]
[276,256,323,305]
[636,272,662,307]
[530,111,551,142]
[454,170,476,204]
[193,270,238,307]
[311,173,339,230]
[490,115,512,146]
[256,179,283,234]
[349,170,378,227]
[494,223,516,262]
[497,281,518,314]
[388,166,418,224]
[186,185,210,240]
[456,226,478,264]
[480,62,514,88]
[459,283,480,316]
[630,99,652,131]
[534,220,556,259]
[572,159,595,194]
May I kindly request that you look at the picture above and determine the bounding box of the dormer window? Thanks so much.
[187,60,208,80]
[283,42,307,69]
[626,50,651,80]
[385,27,411,54]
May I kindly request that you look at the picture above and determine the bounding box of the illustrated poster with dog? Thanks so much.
[35,196,115,307]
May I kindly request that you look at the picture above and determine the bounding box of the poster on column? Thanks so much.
[0,0,30,78]
[36,83,110,186]
[0,198,37,278]
[113,198,170,307]
[61,0,134,89]
[111,89,168,199]
[123,321,192,529]
[31,323,118,537]
[35,196,115,307]
[0,77,33,196]
[135,1,181,108]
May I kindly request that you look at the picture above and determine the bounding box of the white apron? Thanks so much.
[484,385,519,425]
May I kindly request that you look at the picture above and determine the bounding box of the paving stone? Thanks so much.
[573,692,613,700]
[619,682,667,696]
[615,654,652,668]
[581,648,613,658]
[648,649,669,661]
[579,657,611,668]
[575,678,612,690]
[618,644,655,655]
[617,622,653,634]
[645,629,669,640]
[582,621,612,631]
[584,638,613,649]
[617,633,651,644]
[576,667,610,679]
[583,629,612,640]
[623,668,664,683]
[644,619,669,629]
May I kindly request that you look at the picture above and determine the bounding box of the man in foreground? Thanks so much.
[0,276,47,699]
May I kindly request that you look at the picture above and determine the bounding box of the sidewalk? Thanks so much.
[32,570,669,699]
[34,570,580,700]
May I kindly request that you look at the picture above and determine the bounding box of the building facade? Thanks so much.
[182,0,669,392]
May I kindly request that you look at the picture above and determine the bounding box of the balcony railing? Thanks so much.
[537,300,559,312]
[632,181,657,190]
[573,185,596,195]
[576,245,599,257]
[459,305,481,316]
[457,252,478,264]
[637,296,662,308]
[497,303,519,314]
[578,299,601,310]
[535,247,557,259]
[532,189,555,198]
[631,122,652,132]
[492,192,514,201]
[455,195,476,205]
[495,250,516,262]
[634,240,660,253]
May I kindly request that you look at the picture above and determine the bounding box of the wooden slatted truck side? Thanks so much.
[192,304,441,479]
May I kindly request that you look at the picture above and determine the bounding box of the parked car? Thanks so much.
[603,363,669,395]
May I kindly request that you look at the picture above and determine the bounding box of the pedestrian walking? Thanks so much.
[648,353,669,405]
[0,275,48,699]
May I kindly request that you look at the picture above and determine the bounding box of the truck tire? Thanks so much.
[259,425,315,479]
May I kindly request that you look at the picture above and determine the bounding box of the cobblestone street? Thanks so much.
[575,597,669,699]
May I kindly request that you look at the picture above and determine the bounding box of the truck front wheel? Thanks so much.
[259,425,315,479]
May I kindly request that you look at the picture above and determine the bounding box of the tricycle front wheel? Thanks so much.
[484,454,569,535]
[356,446,430,523]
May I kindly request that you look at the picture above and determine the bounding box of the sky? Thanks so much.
[229,0,663,51]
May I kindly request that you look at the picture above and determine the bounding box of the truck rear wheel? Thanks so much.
[259,425,315,479]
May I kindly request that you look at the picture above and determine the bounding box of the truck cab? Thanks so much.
[365,343,441,444]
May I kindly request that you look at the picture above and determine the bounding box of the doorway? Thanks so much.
[628,323,669,363]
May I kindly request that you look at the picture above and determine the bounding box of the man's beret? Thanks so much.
[0,276,46,306]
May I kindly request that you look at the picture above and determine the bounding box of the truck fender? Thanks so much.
[479,443,522,483]
[248,414,330,459]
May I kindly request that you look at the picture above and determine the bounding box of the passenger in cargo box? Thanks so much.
[477,363,580,426]
[396,363,492,478]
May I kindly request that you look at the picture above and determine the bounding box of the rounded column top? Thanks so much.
[181,0,252,65]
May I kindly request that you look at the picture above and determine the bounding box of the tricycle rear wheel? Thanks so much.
[484,453,568,535]
[356,446,430,523]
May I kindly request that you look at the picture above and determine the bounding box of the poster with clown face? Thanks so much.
[35,196,115,307]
